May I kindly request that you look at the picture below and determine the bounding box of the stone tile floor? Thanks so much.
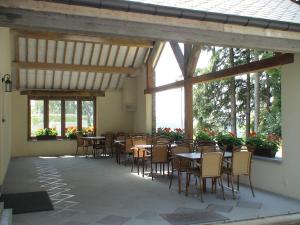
[3,156,300,225]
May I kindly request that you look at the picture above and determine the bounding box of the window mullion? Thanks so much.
[44,98,49,128]
[78,99,82,131]
[61,100,65,137]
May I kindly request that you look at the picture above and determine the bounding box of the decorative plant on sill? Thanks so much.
[246,132,280,158]
[216,132,243,152]
[81,126,95,137]
[35,128,58,140]
[156,127,185,141]
[65,127,78,139]
[195,128,216,145]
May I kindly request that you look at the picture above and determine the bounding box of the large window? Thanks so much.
[29,97,96,139]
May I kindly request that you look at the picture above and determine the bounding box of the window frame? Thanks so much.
[28,96,97,140]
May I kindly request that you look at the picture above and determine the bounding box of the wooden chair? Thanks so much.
[120,137,134,166]
[223,150,255,199]
[104,133,114,156]
[75,134,89,157]
[131,136,150,177]
[186,151,225,202]
[150,141,170,180]
[169,143,191,190]
[93,138,106,157]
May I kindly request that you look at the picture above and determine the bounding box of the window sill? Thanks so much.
[28,138,76,142]
[252,155,283,164]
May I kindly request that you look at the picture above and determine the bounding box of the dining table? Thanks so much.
[174,151,232,193]
[80,136,106,158]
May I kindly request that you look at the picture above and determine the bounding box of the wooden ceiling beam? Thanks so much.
[145,53,294,93]
[13,30,154,48]
[12,61,137,76]
[189,53,294,84]
[20,89,105,97]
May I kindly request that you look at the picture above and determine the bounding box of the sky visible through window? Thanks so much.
[155,43,211,129]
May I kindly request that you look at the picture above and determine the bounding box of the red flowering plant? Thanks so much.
[156,127,185,141]
[195,128,216,143]
[216,132,243,152]
[245,132,280,157]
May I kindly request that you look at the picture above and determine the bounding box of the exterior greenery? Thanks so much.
[193,47,281,153]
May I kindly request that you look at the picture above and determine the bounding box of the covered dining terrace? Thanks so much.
[1,0,300,224]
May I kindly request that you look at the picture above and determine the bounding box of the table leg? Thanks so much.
[178,158,182,193]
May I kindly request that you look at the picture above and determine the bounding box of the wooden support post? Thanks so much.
[184,81,193,139]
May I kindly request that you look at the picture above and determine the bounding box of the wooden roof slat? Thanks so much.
[13,62,137,76]
[20,89,105,97]
[15,30,154,48]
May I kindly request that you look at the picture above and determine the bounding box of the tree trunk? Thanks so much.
[229,48,237,135]
[266,74,271,112]
[245,50,251,138]
[253,51,260,132]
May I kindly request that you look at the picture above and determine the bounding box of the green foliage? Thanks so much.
[216,132,244,147]
[156,127,184,141]
[35,128,58,137]
[193,46,282,139]
[195,130,215,142]
[246,133,279,153]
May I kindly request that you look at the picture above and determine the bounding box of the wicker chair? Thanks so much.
[169,143,192,190]
[223,150,255,199]
[75,134,89,157]
[150,141,170,180]
[131,136,150,177]
[104,133,114,156]
[186,151,225,202]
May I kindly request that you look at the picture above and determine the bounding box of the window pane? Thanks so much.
[82,101,94,129]
[65,100,77,129]
[30,100,44,136]
[49,100,62,136]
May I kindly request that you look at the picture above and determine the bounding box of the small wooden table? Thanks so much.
[174,151,232,193]
[81,136,106,158]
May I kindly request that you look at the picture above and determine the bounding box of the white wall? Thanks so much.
[133,66,152,133]
[0,27,12,184]
[240,54,300,200]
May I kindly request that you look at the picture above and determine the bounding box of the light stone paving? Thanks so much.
[3,157,300,225]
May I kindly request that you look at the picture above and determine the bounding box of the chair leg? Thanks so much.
[178,170,182,193]
[131,157,134,172]
[151,163,153,181]
[249,175,255,197]
[169,169,174,189]
[137,156,140,175]
[199,177,204,202]
[167,162,170,176]
[230,175,235,199]
[220,176,225,200]
[163,163,165,175]
[75,147,79,156]
[185,173,190,196]
[237,175,240,191]
[142,157,145,177]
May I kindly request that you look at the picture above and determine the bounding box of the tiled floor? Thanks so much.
[3,156,300,225]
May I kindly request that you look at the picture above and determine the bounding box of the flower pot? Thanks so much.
[254,148,276,158]
[36,135,57,140]
[219,144,241,152]
[197,140,215,146]
[246,144,256,154]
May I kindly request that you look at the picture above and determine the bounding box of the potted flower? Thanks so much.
[246,133,279,158]
[216,132,243,152]
[65,127,78,139]
[195,129,216,145]
[35,128,58,140]
[170,128,185,142]
[82,126,94,136]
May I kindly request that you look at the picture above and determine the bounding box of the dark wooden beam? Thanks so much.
[189,53,294,84]
[145,53,294,93]
[170,41,185,74]
[13,29,154,48]
[20,89,105,97]
[13,61,137,76]
[144,80,185,94]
